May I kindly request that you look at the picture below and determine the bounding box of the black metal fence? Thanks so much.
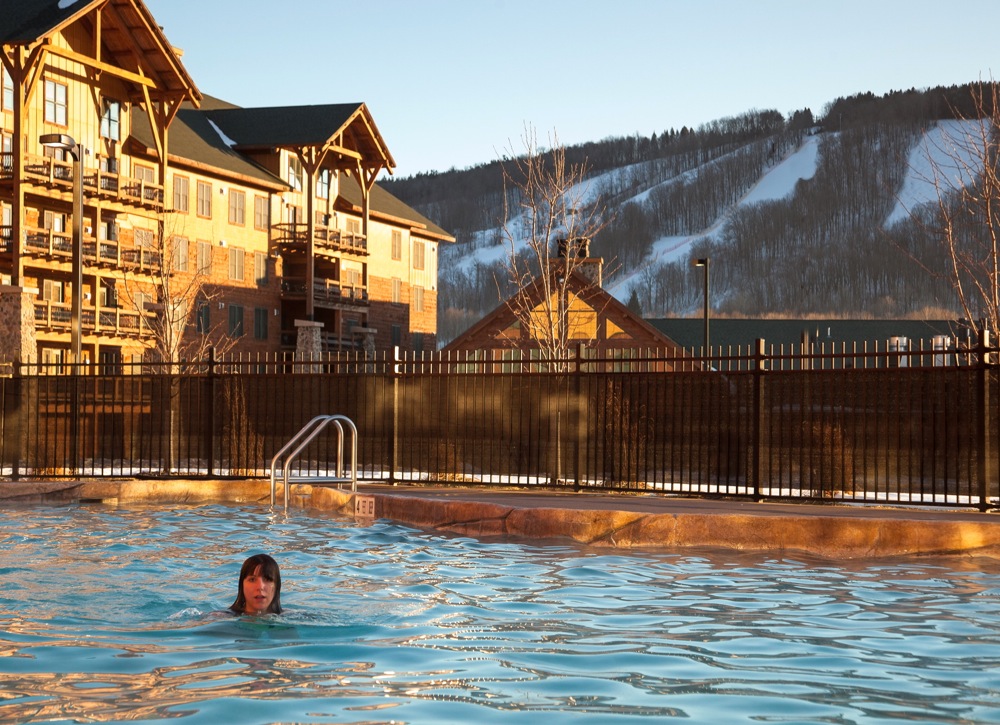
[1,340,997,510]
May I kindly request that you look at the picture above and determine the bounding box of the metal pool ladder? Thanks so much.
[270,414,358,509]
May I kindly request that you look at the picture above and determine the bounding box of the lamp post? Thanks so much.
[39,133,85,365]
[693,257,710,356]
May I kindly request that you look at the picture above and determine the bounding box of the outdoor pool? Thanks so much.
[1,503,999,723]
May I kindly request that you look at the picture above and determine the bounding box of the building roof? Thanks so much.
[446,263,680,352]
[131,98,453,240]
[339,175,453,242]
[1,0,94,43]
[648,318,965,351]
[2,0,201,104]
[131,106,286,189]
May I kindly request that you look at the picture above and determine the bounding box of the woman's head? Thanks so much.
[230,553,282,615]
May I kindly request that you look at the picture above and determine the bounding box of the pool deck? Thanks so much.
[2,479,1000,560]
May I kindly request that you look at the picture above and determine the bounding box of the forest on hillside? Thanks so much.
[381,83,996,344]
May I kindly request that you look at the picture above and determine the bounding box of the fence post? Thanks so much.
[574,343,585,490]
[389,345,400,486]
[3,363,22,480]
[977,330,993,511]
[752,338,766,501]
[206,347,217,477]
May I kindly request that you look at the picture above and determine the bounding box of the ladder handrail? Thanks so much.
[270,415,330,505]
[270,414,359,509]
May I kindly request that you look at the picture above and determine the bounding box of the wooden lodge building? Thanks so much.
[444,239,684,371]
[0,0,453,370]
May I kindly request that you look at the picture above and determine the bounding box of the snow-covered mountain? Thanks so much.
[383,88,991,344]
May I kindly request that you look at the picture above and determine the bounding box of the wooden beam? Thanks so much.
[42,45,157,89]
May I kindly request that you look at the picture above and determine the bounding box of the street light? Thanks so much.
[693,257,710,355]
[39,133,85,364]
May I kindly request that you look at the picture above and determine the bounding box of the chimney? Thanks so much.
[557,236,603,287]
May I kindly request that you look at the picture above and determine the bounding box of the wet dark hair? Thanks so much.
[229,553,282,615]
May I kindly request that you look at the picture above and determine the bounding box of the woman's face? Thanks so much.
[241,565,276,614]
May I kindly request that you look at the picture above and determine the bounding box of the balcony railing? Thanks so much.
[21,226,159,271]
[280,278,368,306]
[34,299,155,337]
[9,153,164,210]
[272,223,368,256]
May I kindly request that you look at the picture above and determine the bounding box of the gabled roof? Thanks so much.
[1,0,94,44]
[445,263,680,352]
[130,97,453,237]
[339,175,454,242]
[2,0,201,104]
[130,105,287,189]
[204,103,395,170]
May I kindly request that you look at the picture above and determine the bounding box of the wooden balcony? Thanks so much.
[33,300,156,339]
[21,226,161,272]
[272,223,368,257]
[8,152,164,212]
[280,278,368,307]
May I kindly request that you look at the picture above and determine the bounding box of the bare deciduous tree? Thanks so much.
[915,80,1000,338]
[499,127,608,365]
[119,213,233,368]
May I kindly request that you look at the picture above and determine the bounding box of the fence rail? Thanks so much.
[1,340,997,510]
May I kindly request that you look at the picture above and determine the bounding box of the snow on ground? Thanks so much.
[607,136,821,297]
[885,119,985,227]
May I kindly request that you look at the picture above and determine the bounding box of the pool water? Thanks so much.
[1,504,999,724]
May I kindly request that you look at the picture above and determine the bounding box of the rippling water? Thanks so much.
[1,504,999,723]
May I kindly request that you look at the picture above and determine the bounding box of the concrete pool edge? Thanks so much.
[3,479,1000,560]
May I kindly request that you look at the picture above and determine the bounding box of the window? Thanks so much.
[134,165,155,185]
[391,230,403,260]
[391,325,401,347]
[99,281,116,308]
[135,291,152,314]
[392,277,401,304]
[42,279,65,302]
[43,79,67,125]
[228,304,244,337]
[41,348,65,375]
[254,196,268,230]
[413,285,424,312]
[413,332,424,352]
[346,218,361,237]
[316,169,330,198]
[287,155,302,190]
[43,210,66,233]
[413,240,425,270]
[228,247,244,281]
[254,251,268,285]
[254,307,268,340]
[100,100,121,141]
[172,236,188,272]
[228,189,245,225]
[197,241,212,274]
[135,228,155,249]
[196,181,212,218]
[2,68,13,111]
[196,302,210,333]
[173,175,190,213]
[1,133,11,174]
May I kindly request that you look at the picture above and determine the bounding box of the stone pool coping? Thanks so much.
[2,479,999,560]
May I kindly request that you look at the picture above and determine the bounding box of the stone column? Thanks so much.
[294,319,324,373]
[0,285,38,368]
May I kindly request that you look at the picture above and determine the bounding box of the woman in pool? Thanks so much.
[229,553,282,615]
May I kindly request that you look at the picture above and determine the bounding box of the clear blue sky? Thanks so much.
[144,0,999,178]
